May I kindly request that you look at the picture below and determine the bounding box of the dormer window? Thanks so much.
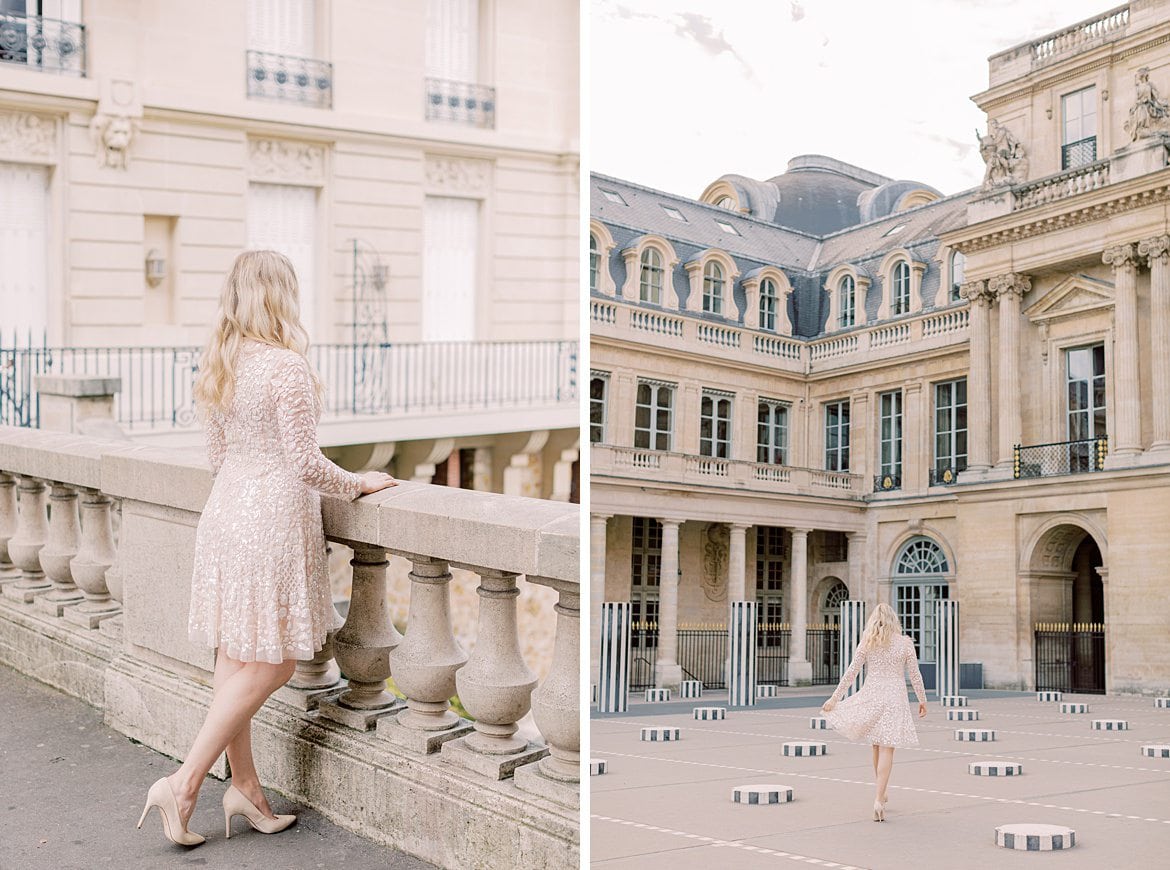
[600,187,626,205]
[640,248,664,304]
[1061,86,1097,169]
[883,223,905,237]
[759,278,777,331]
[662,205,686,221]
[715,220,738,235]
[949,250,965,303]
[702,261,724,314]
[892,260,911,316]
[839,275,855,328]
[589,234,599,293]
[714,195,736,210]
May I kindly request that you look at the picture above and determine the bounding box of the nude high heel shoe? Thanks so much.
[136,776,205,846]
[873,799,885,822]
[223,784,296,838]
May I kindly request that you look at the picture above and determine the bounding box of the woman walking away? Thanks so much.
[820,602,927,821]
[136,250,397,846]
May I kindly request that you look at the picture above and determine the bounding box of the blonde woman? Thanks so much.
[136,250,397,846]
[820,602,927,821]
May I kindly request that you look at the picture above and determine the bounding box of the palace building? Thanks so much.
[590,1,1170,696]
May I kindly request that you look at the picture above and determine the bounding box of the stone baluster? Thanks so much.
[37,483,84,616]
[989,272,1030,472]
[379,556,472,753]
[1139,234,1170,452]
[1104,243,1142,460]
[64,489,122,628]
[3,477,51,603]
[445,569,544,778]
[319,543,403,730]
[0,473,19,586]
[96,498,125,640]
[515,576,580,807]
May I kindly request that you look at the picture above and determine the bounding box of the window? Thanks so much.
[635,380,674,451]
[1061,86,1097,169]
[883,223,905,237]
[839,275,855,328]
[821,532,848,564]
[824,400,851,472]
[0,0,85,74]
[639,248,663,304]
[248,0,316,57]
[630,517,662,634]
[759,278,777,331]
[756,527,785,635]
[599,187,626,205]
[589,373,608,444]
[715,220,739,235]
[934,379,968,477]
[878,390,903,486]
[1066,345,1106,471]
[702,261,724,314]
[589,234,599,293]
[661,205,686,222]
[0,162,48,339]
[821,579,850,621]
[891,260,911,316]
[700,391,732,458]
[248,182,317,338]
[757,399,789,465]
[714,195,736,210]
[422,195,478,341]
[246,0,330,106]
[893,536,951,664]
[949,251,965,303]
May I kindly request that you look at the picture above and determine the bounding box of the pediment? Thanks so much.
[1024,274,1114,324]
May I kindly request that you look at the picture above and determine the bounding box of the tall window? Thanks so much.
[839,275,855,328]
[426,0,479,83]
[949,251,965,303]
[0,162,48,339]
[1067,345,1106,471]
[893,536,950,664]
[759,278,777,331]
[757,399,789,465]
[422,195,478,341]
[639,248,663,304]
[635,380,674,451]
[755,527,785,633]
[248,182,317,338]
[1061,85,1097,169]
[589,373,608,444]
[702,261,724,314]
[934,379,968,476]
[878,390,903,483]
[891,260,910,316]
[589,234,599,293]
[824,400,851,472]
[248,0,316,57]
[699,391,732,458]
[630,517,662,631]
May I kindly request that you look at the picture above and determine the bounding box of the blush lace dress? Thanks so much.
[824,634,928,748]
[187,340,363,664]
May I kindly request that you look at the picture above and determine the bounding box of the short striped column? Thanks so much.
[727,600,757,707]
[1141,744,1170,758]
[589,759,608,776]
[1091,719,1128,731]
[782,741,827,757]
[640,727,680,742]
[693,706,726,720]
[941,695,968,707]
[756,684,778,699]
[644,688,670,703]
[680,680,703,698]
[1037,691,1062,702]
[995,824,1075,851]
[839,600,865,697]
[935,599,960,702]
[969,762,1022,776]
[955,728,996,741]
[810,716,827,729]
[731,784,794,805]
[947,709,979,721]
[597,601,631,713]
[1060,702,1089,714]
[1155,697,1169,709]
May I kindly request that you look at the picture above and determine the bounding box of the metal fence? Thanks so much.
[1014,437,1107,479]
[757,625,791,686]
[1035,622,1106,694]
[245,49,333,107]
[0,11,85,75]
[807,626,841,685]
[1061,135,1097,170]
[424,77,496,128]
[628,622,658,691]
[677,626,728,689]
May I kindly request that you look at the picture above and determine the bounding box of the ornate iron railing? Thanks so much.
[874,472,902,492]
[246,49,332,107]
[929,466,961,486]
[1034,622,1106,694]
[425,77,496,128]
[1061,136,1097,171]
[0,11,84,75]
[1013,437,1107,479]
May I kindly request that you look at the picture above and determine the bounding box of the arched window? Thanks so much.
[714,195,736,210]
[589,234,599,293]
[640,248,663,304]
[759,277,777,331]
[892,260,911,316]
[703,261,724,314]
[895,537,949,575]
[839,275,855,328]
[949,250,965,303]
[822,580,850,619]
[893,535,951,663]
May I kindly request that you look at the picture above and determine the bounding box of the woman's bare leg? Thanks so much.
[211,653,277,818]
[871,744,879,780]
[875,746,895,804]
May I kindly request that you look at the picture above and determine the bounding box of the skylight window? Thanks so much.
[716,220,739,235]
[883,223,906,237]
[662,205,686,221]
[599,187,626,205]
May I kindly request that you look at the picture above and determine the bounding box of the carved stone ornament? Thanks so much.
[89,114,138,170]
[1137,234,1170,263]
[959,279,992,305]
[425,155,491,195]
[1124,67,1170,142]
[701,523,728,603]
[248,138,325,185]
[0,111,57,162]
[977,118,1029,188]
[988,272,1032,300]
[1103,243,1140,270]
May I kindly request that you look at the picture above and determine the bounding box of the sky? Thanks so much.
[590,0,1115,199]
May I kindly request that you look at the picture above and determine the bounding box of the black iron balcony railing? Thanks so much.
[425,77,496,128]
[0,11,85,76]
[873,472,902,492]
[1013,437,1108,479]
[1061,136,1097,170]
[929,466,961,486]
[246,50,332,108]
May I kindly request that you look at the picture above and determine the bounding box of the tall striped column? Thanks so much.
[839,600,866,697]
[598,601,631,713]
[727,600,758,707]
[935,599,960,701]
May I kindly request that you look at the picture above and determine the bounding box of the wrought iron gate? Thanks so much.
[628,621,658,691]
[1034,622,1105,694]
[677,625,727,689]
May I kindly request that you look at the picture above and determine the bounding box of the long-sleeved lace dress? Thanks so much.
[824,634,928,748]
[188,339,363,664]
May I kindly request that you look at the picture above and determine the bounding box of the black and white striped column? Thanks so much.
[597,601,631,713]
[727,600,758,707]
[839,600,866,697]
[935,599,960,701]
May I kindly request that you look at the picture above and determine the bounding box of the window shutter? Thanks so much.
[247,182,317,338]
[423,196,478,342]
[0,162,49,341]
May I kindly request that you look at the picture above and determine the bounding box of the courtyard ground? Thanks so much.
[591,688,1170,868]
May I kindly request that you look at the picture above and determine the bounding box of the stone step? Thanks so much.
[781,741,827,757]
[809,716,828,729]
[589,759,608,776]
[940,695,968,707]
[955,729,996,741]
[1060,702,1089,713]
[947,709,979,721]
[757,685,778,698]
[679,680,703,698]
[1155,697,1169,709]
[969,761,1023,776]
[644,688,671,703]
[995,824,1076,851]
[1140,744,1170,758]
[1091,719,1128,731]
[731,784,795,805]
[640,727,680,742]
[693,706,726,721]
[1036,691,1062,702]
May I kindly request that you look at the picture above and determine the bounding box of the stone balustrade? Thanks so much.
[1012,160,1111,210]
[0,425,579,869]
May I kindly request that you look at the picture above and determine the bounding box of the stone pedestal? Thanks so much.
[34,375,121,434]
[1110,134,1170,183]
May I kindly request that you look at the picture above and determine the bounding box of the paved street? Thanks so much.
[591,689,1170,869]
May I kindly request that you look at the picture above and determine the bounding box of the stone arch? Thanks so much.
[815,576,850,623]
[882,525,957,582]
[1021,514,1107,575]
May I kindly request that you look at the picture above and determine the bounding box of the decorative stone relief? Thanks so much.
[248,138,326,185]
[1103,243,1140,271]
[959,279,993,306]
[89,114,138,170]
[977,119,1028,188]
[701,523,728,602]
[0,111,57,163]
[988,272,1032,300]
[1124,68,1170,142]
[424,155,491,195]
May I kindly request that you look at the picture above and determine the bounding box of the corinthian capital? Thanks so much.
[1103,243,1140,270]
[1138,234,1170,263]
[959,279,991,306]
[987,272,1032,300]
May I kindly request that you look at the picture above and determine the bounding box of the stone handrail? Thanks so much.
[0,426,579,868]
[1031,5,1128,64]
[1012,159,1111,210]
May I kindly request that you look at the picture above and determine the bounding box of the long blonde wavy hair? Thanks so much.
[193,250,322,413]
[859,602,903,652]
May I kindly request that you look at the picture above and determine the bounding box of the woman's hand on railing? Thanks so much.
[358,472,399,495]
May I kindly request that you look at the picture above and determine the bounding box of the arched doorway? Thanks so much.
[891,535,953,691]
[814,579,850,681]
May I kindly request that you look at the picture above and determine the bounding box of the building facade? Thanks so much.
[590,1,1170,696]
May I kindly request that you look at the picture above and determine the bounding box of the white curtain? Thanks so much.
[247,0,315,57]
[423,195,478,342]
[0,162,48,341]
[425,0,478,81]
[247,182,317,338]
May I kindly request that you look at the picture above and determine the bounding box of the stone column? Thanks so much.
[503,431,549,497]
[1140,235,1170,452]
[4,477,50,603]
[550,446,579,502]
[990,273,1030,472]
[589,514,610,689]
[64,489,121,628]
[37,484,83,616]
[902,383,922,492]
[0,473,20,586]
[961,280,994,474]
[472,446,494,491]
[727,523,748,601]
[1104,243,1142,459]
[848,392,869,481]
[655,518,683,689]
[788,528,813,685]
[846,531,868,602]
